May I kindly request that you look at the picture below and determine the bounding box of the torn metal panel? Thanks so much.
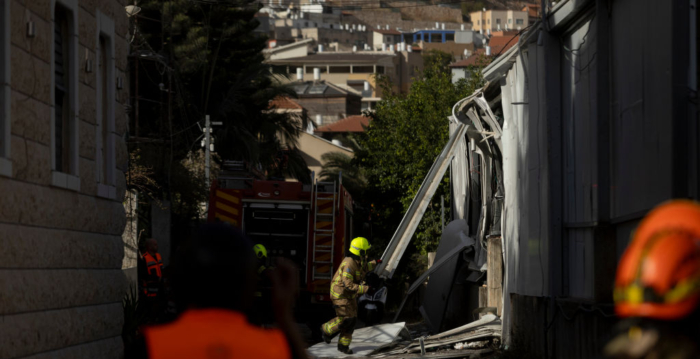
[450,121,470,221]
[374,348,493,359]
[392,231,475,323]
[420,219,485,332]
[377,124,468,279]
[307,323,410,358]
[378,317,502,356]
[430,314,498,340]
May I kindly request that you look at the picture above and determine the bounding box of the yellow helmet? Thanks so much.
[253,244,268,259]
[349,237,371,256]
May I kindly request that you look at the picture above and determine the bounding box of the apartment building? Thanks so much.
[470,9,529,33]
[268,50,423,104]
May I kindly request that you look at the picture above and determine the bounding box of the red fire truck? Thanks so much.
[207,161,354,319]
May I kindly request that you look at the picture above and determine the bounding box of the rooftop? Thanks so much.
[269,52,395,64]
[488,35,520,55]
[292,80,361,98]
[269,96,304,110]
[522,4,541,18]
[315,115,370,133]
[450,49,489,68]
[411,29,457,34]
[373,28,402,35]
[263,38,314,54]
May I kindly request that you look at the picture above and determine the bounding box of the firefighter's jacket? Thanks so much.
[330,257,376,311]
[141,252,163,298]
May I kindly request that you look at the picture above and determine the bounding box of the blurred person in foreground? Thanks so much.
[126,223,308,359]
[604,200,700,359]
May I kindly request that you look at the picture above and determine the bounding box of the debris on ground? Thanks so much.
[308,314,502,358]
[307,322,410,358]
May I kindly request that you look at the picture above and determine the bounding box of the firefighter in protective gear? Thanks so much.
[253,244,269,299]
[251,243,274,325]
[604,200,700,359]
[321,237,377,354]
[254,244,269,278]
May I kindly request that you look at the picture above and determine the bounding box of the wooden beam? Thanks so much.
[487,237,503,316]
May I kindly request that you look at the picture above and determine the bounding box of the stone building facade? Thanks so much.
[0,0,129,357]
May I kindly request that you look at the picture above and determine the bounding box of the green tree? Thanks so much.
[319,135,367,198]
[356,51,484,303]
[136,0,309,182]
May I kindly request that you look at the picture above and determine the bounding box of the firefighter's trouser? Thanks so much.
[322,302,357,347]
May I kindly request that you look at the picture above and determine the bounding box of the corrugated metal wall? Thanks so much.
[467,0,699,357]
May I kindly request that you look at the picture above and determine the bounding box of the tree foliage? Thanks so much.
[355,51,484,299]
[135,0,310,185]
[319,135,367,199]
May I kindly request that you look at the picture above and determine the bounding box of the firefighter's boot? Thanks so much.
[338,343,353,354]
[320,325,333,344]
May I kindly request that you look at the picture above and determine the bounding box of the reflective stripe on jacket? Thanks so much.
[330,257,372,300]
[143,252,163,297]
[144,309,291,359]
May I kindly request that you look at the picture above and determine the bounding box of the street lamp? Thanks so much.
[125,4,141,17]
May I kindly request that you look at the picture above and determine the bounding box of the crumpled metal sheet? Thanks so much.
[419,219,488,332]
[307,322,410,358]
[420,220,482,332]
[376,315,502,357]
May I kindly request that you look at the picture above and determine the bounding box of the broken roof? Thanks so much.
[315,115,370,133]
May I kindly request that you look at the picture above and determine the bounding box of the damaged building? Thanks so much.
[447,0,697,357]
[353,0,699,358]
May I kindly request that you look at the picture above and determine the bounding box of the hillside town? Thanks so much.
[0,0,698,358]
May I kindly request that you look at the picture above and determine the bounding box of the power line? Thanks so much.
[493,23,534,57]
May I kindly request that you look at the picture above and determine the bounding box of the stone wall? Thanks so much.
[1,0,129,357]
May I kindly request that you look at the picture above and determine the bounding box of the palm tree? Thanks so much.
[319,135,366,196]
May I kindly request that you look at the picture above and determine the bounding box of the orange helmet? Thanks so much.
[614,200,700,320]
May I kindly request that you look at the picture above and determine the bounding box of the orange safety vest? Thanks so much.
[143,252,163,297]
[144,308,292,359]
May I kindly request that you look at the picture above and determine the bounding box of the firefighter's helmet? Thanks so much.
[253,244,268,259]
[614,200,700,320]
[350,237,371,257]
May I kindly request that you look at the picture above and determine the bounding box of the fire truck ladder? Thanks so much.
[311,178,337,281]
